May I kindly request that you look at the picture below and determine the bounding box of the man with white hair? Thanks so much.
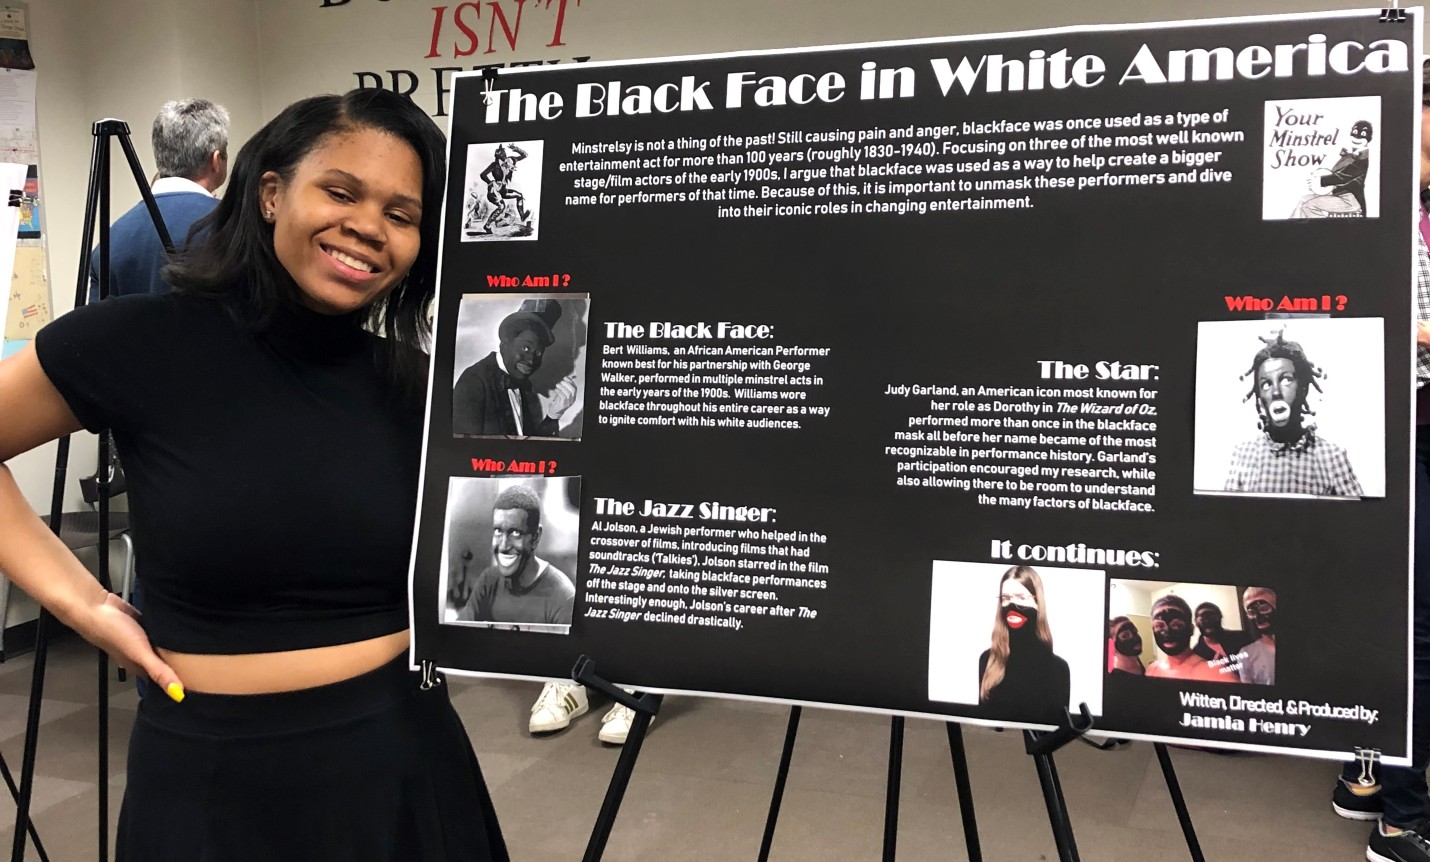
[88,98,230,302]
[1327,64,1430,862]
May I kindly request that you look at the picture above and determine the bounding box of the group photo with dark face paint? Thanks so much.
[1261,94,1382,220]
[451,294,590,440]
[928,561,1105,727]
[1108,580,1275,686]
[1193,317,1386,498]
[439,475,583,634]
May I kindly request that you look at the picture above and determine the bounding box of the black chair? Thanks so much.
[0,453,133,660]
[63,455,134,599]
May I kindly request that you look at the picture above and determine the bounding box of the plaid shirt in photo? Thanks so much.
[1416,230,1430,387]
[1224,432,1364,496]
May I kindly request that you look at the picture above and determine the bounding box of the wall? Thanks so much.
[7,0,261,629]
[3,0,93,632]
[34,0,262,315]
[12,0,1426,633]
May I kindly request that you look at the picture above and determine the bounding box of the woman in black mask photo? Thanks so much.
[977,566,1071,724]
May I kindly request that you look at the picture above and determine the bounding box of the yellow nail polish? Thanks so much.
[165,683,185,703]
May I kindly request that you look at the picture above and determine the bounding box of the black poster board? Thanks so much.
[409,8,1420,763]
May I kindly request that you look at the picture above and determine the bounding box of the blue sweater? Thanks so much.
[87,191,218,303]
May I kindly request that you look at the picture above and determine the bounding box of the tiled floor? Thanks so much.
[0,637,1377,860]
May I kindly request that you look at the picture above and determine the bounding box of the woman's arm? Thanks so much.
[0,345,184,696]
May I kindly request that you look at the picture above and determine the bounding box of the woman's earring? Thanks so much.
[264,210,274,221]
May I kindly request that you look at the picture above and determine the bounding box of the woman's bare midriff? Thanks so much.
[157,629,410,694]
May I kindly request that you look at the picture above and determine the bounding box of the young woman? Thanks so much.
[976,565,1071,725]
[0,89,508,861]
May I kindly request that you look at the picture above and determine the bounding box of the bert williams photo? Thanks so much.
[451,295,590,441]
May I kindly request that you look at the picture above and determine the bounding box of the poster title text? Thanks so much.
[483,33,1408,122]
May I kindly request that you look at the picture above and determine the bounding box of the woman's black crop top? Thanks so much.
[34,293,421,653]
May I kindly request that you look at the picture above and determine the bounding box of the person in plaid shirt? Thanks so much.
[1327,62,1430,862]
[1222,331,1363,497]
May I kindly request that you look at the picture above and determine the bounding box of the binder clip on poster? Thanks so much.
[1353,745,1382,789]
[1380,0,1406,24]
[420,661,445,691]
[481,66,500,107]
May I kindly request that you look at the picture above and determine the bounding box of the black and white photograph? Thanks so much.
[439,475,582,634]
[1263,95,1381,220]
[451,293,590,440]
[460,139,544,241]
[927,561,1105,726]
[1108,580,1276,686]
[1193,317,1385,498]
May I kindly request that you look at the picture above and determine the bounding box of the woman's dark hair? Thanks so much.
[1239,330,1324,429]
[166,88,447,400]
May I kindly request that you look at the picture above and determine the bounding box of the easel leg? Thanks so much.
[9,122,103,859]
[945,724,982,862]
[0,746,49,861]
[757,705,801,862]
[10,119,165,862]
[97,649,109,862]
[1153,744,1205,862]
[11,612,54,862]
[1044,752,1080,862]
[0,575,10,661]
[93,436,113,862]
[1026,731,1081,862]
[91,130,168,862]
[884,717,904,862]
[12,434,74,862]
[582,693,663,862]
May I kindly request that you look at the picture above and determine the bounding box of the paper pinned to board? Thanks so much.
[5,245,45,340]
[0,7,32,71]
[0,7,27,41]
[0,160,28,343]
[0,68,36,131]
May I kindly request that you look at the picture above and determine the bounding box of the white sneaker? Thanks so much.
[599,700,652,744]
[529,681,588,733]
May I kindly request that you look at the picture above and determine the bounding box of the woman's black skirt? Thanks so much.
[117,656,508,861]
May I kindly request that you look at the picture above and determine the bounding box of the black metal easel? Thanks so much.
[0,750,47,862]
[757,706,803,861]
[753,700,1203,862]
[758,711,984,862]
[945,723,983,861]
[1024,705,1097,861]
[1154,742,1206,862]
[568,670,988,862]
[9,118,173,862]
[572,656,664,862]
[883,717,905,860]
[1022,706,1205,862]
